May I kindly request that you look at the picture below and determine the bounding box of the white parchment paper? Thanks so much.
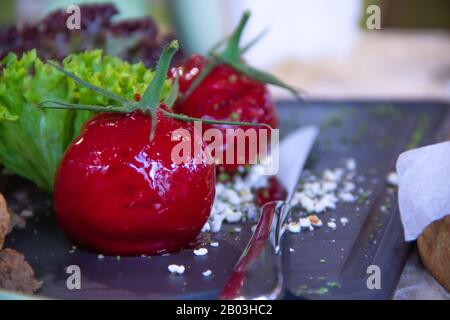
[397,141,450,241]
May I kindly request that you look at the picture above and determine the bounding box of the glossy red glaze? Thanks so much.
[54,110,216,256]
[170,54,279,173]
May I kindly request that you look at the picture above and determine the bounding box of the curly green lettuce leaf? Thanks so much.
[0,106,18,121]
[0,49,171,192]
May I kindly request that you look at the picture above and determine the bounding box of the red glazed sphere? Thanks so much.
[54,110,215,256]
[171,54,279,174]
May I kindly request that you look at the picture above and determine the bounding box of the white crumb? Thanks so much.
[340,217,349,226]
[300,218,313,231]
[386,171,399,186]
[287,221,301,233]
[193,248,208,256]
[225,209,243,223]
[327,221,337,229]
[339,192,356,202]
[202,270,213,277]
[346,158,357,171]
[19,209,34,218]
[168,264,185,275]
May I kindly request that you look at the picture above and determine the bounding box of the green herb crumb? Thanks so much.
[230,112,240,120]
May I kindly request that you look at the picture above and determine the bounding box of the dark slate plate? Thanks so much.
[3,100,449,300]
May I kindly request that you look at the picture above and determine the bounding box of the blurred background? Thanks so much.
[0,0,449,100]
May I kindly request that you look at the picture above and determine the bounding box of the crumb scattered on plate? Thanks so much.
[340,217,349,226]
[193,248,208,256]
[209,242,219,247]
[202,269,213,277]
[386,171,399,186]
[287,222,301,233]
[168,264,185,275]
[327,221,337,229]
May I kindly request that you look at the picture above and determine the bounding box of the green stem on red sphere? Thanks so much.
[161,109,272,130]
[212,53,305,100]
[182,11,305,102]
[163,73,180,109]
[39,40,273,142]
[140,40,179,111]
[239,27,270,55]
[222,10,250,62]
[140,39,179,140]
[38,100,133,113]
[207,23,269,57]
[47,61,134,107]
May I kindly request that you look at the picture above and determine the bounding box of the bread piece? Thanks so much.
[417,215,450,291]
[0,248,41,294]
[0,193,10,249]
